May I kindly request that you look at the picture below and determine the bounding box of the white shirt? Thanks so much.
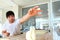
[1,19,22,36]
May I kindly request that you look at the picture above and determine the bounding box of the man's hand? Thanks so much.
[2,30,10,37]
[4,32,10,37]
[27,6,42,17]
[20,6,42,24]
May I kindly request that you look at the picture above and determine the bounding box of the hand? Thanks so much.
[27,6,42,17]
[3,32,10,37]
[2,30,10,37]
[4,32,10,37]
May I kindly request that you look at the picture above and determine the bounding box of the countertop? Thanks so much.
[36,30,53,40]
[0,33,26,40]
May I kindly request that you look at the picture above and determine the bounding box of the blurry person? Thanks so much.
[1,6,42,37]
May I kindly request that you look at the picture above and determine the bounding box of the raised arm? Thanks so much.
[20,6,42,24]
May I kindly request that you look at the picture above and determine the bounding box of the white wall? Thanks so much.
[18,6,22,18]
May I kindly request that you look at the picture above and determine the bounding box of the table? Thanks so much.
[36,30,53,40]
[0,33,26,40]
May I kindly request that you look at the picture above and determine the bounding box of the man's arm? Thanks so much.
[20,6,42,24]
[20,14,31,24]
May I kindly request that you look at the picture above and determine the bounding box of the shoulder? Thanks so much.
[14,19,20,25]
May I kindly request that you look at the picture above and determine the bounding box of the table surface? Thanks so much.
[0,33,26,40]
[0,30,53,40]
[36,31,53,40]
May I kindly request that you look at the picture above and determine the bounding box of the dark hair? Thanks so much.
[6,11,15,18]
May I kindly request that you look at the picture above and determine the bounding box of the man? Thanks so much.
[1,6,42,37]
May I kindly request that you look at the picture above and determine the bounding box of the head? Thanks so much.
[6,11,15,23]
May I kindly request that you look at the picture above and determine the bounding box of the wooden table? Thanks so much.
[0,30,53,40]
[0,33,26,40]
[36,30,53,40]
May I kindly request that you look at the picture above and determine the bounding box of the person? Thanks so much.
[1,6,42,37]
